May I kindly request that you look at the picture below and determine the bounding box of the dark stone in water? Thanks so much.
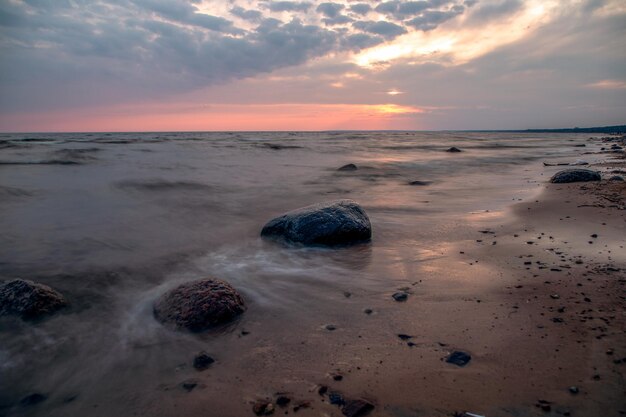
[550,169,601,183]
[446,147,462,152]
[193,352,215,370]
[408,180,432,186]
[261,200,371,247]
[20,393,47,406]
[338,163,358,171]
[342,399,375,417]
[153,278,245,332]
[0,279,67,320]
[446,351,471,367]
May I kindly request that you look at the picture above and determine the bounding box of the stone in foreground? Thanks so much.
[153,278,245,332]
[261,200,371,246]
[550,169,601,183]
[0,279,67,320]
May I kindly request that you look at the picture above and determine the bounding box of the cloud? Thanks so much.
[349,3,372,15]
[264,1,313,13]
[353,20,408,39]
[230,6,263,21]
[406,7,465,31]
[316,2,345,18]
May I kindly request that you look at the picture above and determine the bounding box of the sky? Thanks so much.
[0,0,625,131]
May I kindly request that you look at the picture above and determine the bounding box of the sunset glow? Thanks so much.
[0,0,624,131]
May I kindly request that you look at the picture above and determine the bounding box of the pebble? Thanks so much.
[392,292,408,302]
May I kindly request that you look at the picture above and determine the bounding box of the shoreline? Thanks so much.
[0,133,624,417]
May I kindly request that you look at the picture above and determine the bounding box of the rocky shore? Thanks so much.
[0,132,624,417]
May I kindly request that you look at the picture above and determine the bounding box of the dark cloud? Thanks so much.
[406,7,465,31]
[264,1,312,12]
[466,0,523,24]
[353,20,407,39]
[316,2,345,18]
[230,6,263,21]
[348,3,371,15]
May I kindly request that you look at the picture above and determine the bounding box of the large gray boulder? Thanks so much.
[153,278,245,332]
[0,279,67,320]
[550,169,601,183]
[261,200,372,246]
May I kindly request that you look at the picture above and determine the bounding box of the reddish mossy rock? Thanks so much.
[0,279,67,320]
[153,278,245,332]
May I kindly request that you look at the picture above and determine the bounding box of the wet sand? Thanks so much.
[1,133,624,417]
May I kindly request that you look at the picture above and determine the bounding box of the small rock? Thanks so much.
[446,147,462,153]
[608,175,624,181]
[292,401,311,412]
[329,391,345,406]
[363,308,373,315]
[338,164,358,171]
[193,352,215,371]
[325,324,337,331]
[253,400,275,416]
[342,399,375,417]
[446,351,471,367]
[392,292,408,302]
[276,396,291,407]
[550,169,601,183]
[397,334,413,340]
[333,374,344,381]
[408,180,432,186]
[568,386,579,394]
[181,380,198,392]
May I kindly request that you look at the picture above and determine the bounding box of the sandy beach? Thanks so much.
[0,132,624,417]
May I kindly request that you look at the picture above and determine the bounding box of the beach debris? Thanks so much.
[408,180,432,186]
[192,352,215,371]
[153,278,245,332]
[446,351,472,367]
[261,200,371,246]
[253,399,275,415]
[0,279,67,320]
[549,169,601,183]
[446,146,462,152]
[275,394,291,407]
[338,163,358,171]
[342,399,375,417]
[392,292,409,302]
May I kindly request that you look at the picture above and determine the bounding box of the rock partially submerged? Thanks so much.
[446,147,462,153]
[0,279,67,320]
[153,278,245,332]
[408,180,432,186]
[337,163,358,171]
[550,169,601,183]
[261,200,372,246]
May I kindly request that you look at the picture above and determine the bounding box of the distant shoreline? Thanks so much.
[1,124,624,135]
